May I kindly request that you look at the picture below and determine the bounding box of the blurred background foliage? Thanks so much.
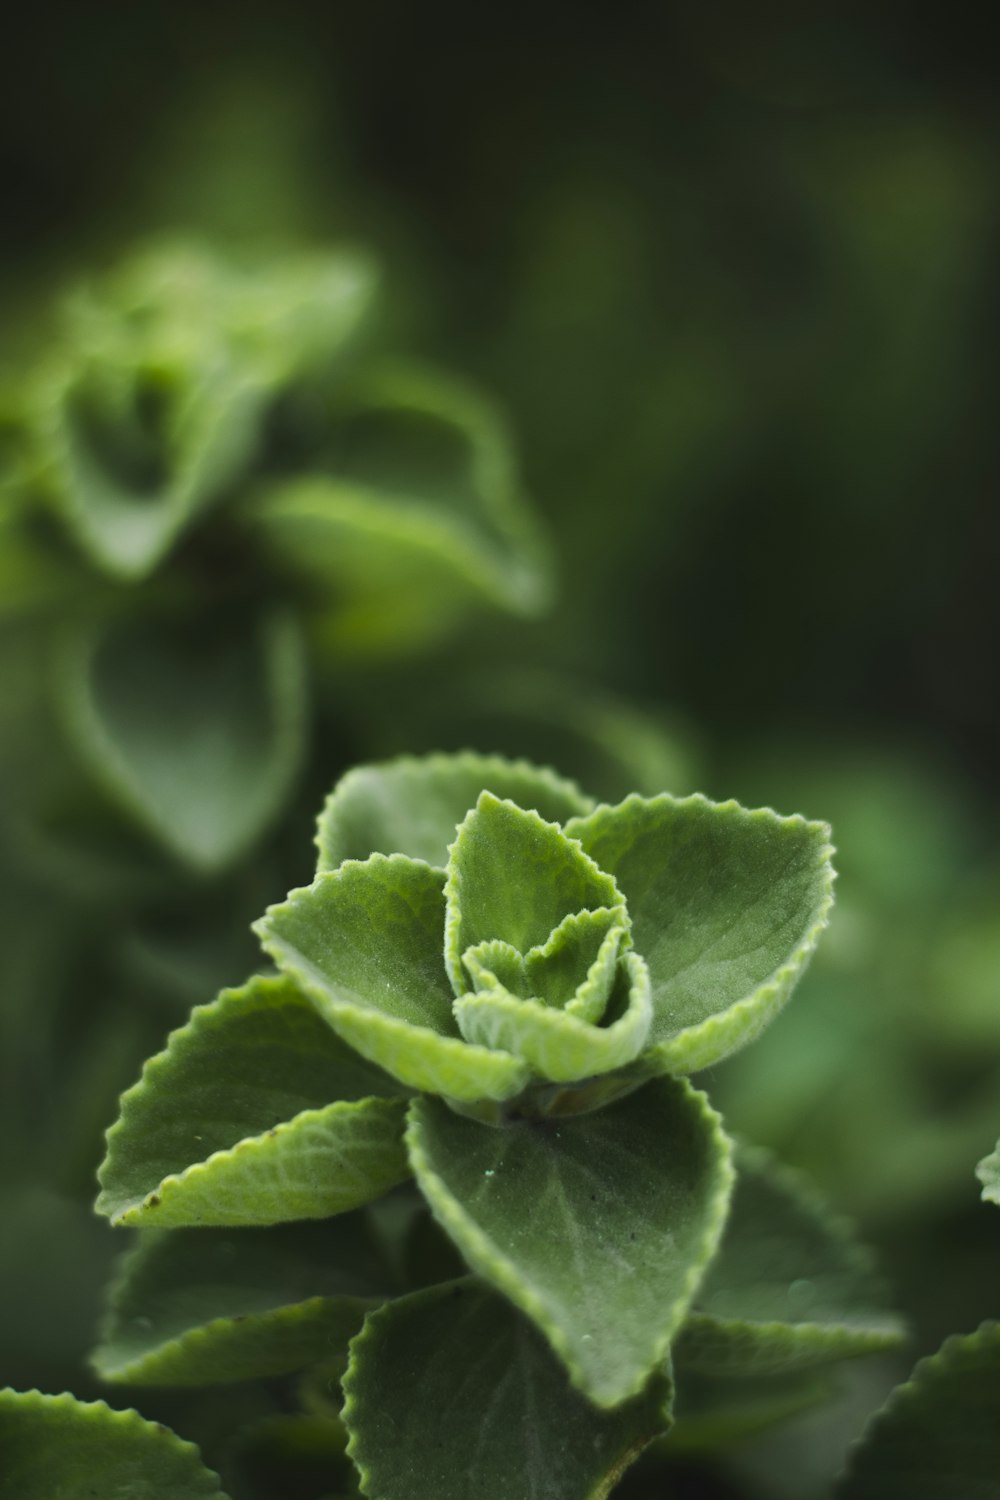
[1,5,998,1497]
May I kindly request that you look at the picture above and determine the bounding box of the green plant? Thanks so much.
[0,751,917,1499]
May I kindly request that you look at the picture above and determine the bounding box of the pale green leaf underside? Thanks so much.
[454,951,652,1082]
[98,975,409,1227]
[975,1139,1000,1204]
[315,751,593,872]
[93,1218,387,1387]
[675,1146,905,1375]
[58,610,306,872]
[343,1280,673,1500]
[406,1077,734,1407]
[0,1389,227,1497]
[256,857,529,1101]
[444,793,623,993]
[565,793,835,1073]
[837,1322,1000,1498]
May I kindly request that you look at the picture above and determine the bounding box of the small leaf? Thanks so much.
[315,751,592,872]
[0,1388,228,1496]
[675,1146,905,1375]
[93,1217,388,1386]
[444,793,623,994]
[975,1139,1000,1204]
[566,794,835,1072]
[837,1322,1000,1498]
[453,951,652,1082]
[97,975,409,1228]
[343,1280,673,1500]
[256,856,530,1102]
[58,609,307,873]
[406,1077,734,1407]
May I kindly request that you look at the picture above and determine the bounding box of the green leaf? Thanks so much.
[343,1280,673,1500]
[565,794,835,1072]
[58,610,307,873]
[837,1322,1000,1498]
[444,793,624,994]
[0,1389,228,1496]
[453,951,652,1082]
[675,1147,905,1375]
[975,1139,1000,1204]
[251,362,552,654]
[315,751,593,872]
[97,975,409,1228]
[406,1077,734,1407]
[667,1368,836,1453]
[463,908,626,1021]
[92,1216,388,1386]
[256,856,530,1102]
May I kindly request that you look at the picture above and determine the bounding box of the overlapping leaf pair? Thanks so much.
[82,752,907,1500]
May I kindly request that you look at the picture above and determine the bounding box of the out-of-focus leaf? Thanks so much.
[343,1280,673,1500]
[975,1140,1000,1205]
[0,1389,228,1496]
[57,609,307,872]
[837,1322,1000,1498]
[93,1217,388,1385]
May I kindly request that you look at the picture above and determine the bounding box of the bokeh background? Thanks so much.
[2,6,998,1497]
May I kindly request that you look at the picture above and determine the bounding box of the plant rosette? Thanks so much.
[94,752,856,1500]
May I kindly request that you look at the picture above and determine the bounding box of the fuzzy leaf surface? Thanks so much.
[838,1322,1000,1497]
[406,1077,734,1407]
[0,1389,228,1496]
[315,751,592,872]
[565,794,835,1072]
[257,856,529,1100]
[93,1217,389,1386]
[675,1147,905,1374]
[97,976,409,1228]
[444,793,623,993]
[453,951,651,1082]
[975,1139,1000,1204]
[58,611,306,872]
[343,1280,673,1500]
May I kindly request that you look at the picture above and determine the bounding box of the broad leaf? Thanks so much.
[453,951,652,1082]
[58,610,306,872]
[976,1139,1000,1204]
[837,1322,1000,1498]
[444,793,623,993]
[0,1389,227,1496]
[667,1368,835,1453]
[406,1077,734,1407]
[97,975,409,1228]
[343,1280,673,1500]
[565,794,835,1072]
[675,1147,905,1374]
[315,751,592,872]
[93,1216,388,1386]
[256,856,530,1101]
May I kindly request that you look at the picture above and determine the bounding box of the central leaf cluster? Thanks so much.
[444,794,651,1084]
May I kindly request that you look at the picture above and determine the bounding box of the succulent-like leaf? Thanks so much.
[453,951,652,1082]
[315,751,593,873]
[975,1139,1000,1204]
[58,610,306,873]
[406,1077,734,1407]
[92,1217,388,1386]
[0,1389,228,1496]
[256,856,530,1101]
[837,1322,1000,1498]
[667,1368,835,1453]
[97,976,409,1228]
[343,1280,673,1500]
[675,1147,905,1374]
[444,794,623,994]
[565,794,835,1072]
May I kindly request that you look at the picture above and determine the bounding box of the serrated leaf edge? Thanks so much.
[405,1081,736,1409]
[314,749,595,873]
